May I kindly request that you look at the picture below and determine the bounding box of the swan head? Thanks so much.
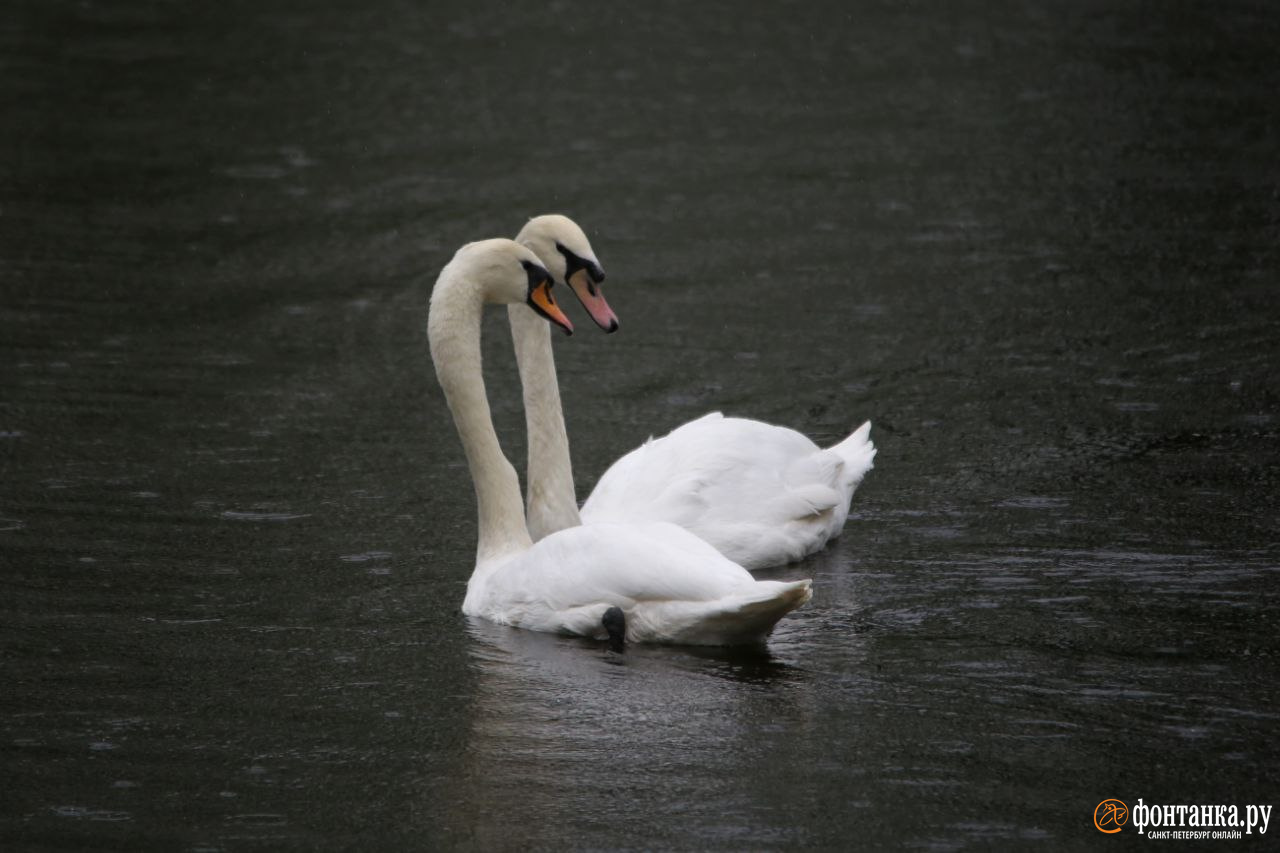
[516,214,619,334]
[447,238,574,335]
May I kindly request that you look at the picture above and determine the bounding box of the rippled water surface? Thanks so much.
[3,1,1278,849]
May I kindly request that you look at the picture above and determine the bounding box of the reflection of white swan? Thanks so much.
[440,618,814,848]
[429,239,811,645]
[509,214,877,569]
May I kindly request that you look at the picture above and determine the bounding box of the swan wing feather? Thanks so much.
[582,415,874,568]
[466,520,810,644]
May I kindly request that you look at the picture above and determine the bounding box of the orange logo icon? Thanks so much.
[1094,799,1128,833]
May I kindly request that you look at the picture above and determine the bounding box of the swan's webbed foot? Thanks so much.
[602,606,626,653]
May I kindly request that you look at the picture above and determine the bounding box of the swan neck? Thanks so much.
[429,270,533,565]
[508,304,582,539]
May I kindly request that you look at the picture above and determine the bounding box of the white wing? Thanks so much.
[465,521,812,646]
[582,415,875,569]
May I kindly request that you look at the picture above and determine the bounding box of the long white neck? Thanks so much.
[429,270,533,567]
[508,304,582,539]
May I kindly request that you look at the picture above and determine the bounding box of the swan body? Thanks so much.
[430,238,810,645]
[465,521,811,646]
[581,413,875,570]
[511,215,876,569]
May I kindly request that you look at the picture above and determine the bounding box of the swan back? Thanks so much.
[581,414,876,569]
[464,520,812,645]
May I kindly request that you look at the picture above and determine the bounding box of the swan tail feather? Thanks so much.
[708,579,813,643]
[828,420,876,491]
[634,579,812,645]
[777,483,842,518]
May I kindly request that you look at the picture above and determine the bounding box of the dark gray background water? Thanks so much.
[3,1,1278,849]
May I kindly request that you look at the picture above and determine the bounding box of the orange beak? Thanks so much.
[528,280,574,335]
[567,268,619,333]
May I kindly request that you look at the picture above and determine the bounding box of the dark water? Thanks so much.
[4,1,1279,849]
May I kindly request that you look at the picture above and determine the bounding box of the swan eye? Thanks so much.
[520,259,552,290]
[555,242,606,285]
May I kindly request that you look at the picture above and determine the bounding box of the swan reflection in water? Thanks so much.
[437,619,823,847]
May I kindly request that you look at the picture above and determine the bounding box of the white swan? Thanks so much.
[508,214,877,570]
[429,238,811,646]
